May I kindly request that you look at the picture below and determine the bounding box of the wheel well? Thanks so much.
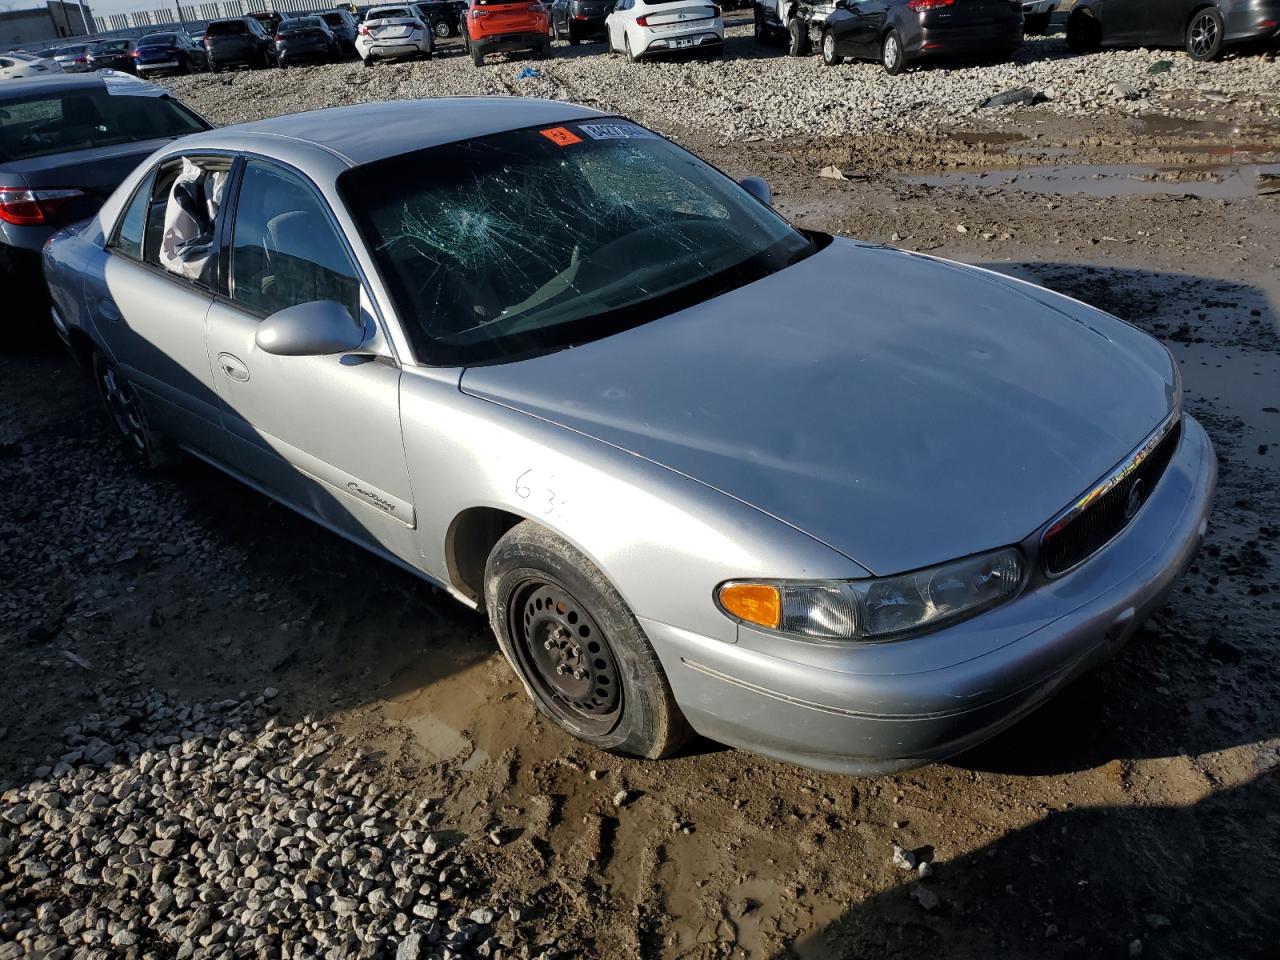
[65,328,97,372]
[1185,3,1217,29]
[445,507,525,604]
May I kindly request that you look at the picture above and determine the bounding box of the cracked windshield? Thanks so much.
[340,120,814,364]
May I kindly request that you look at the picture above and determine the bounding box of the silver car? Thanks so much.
[42,99,1216,774]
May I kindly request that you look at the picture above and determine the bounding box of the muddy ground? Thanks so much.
[3,61,1279,960]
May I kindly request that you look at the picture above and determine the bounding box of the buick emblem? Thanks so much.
[1124,479,1146,520]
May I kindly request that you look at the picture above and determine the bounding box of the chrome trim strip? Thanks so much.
[1040,409,1182,577]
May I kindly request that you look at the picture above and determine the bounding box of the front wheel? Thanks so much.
[485,522,692,759]
[1022,10,1050,34]
[820,28,842,65]
[881,27,904,74]
[1186,6,1224,61]
[786,17,810,56]
[1065,9,1101,51]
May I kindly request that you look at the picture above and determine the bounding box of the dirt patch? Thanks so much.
[3,78,1279,959]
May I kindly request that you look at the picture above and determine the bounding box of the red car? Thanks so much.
[465,0,550,65]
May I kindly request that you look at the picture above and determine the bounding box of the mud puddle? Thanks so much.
[1171,341,1280,464]
[909,162,1280,198]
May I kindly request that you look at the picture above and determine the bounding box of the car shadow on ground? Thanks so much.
[770,770,1280,959]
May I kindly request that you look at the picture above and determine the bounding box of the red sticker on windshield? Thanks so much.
[540,126,583,147]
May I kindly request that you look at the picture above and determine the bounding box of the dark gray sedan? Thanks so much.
[1067,0,1280,60]
[0,74,211,318]
[42,98,1215,774]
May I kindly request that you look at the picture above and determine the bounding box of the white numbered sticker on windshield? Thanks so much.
[577,122,655,141]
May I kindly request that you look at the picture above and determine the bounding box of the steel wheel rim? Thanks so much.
[100,365,147,456]
[509,578,622,736]
[823,32,834,60]
[1190,14,1216,56]
[884,34,898,68]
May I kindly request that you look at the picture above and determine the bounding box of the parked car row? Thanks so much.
[3,72,1216,775]
[756,0,1280,73]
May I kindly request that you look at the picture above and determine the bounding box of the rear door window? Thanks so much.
[110,169,157,262]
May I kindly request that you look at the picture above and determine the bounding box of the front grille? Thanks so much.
[1041,415,1182,576]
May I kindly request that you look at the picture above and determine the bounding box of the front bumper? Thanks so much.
[642,414,1216,775]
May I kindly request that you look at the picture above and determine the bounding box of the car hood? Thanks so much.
[460,238,1177,575]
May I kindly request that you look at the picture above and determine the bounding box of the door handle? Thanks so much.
[98,298,121,322]
[217,352,250,382]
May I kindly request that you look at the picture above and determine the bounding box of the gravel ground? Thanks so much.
[3,29,1280,960]
[164,24,1280,142]
[0,694,536,960]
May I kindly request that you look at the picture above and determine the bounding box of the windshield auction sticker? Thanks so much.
[577,122,655,140]
[539,126,583,147]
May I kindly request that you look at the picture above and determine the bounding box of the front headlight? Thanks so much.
[717,547,1025,643]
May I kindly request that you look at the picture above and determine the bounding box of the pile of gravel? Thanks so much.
[0,691,547,960]
[166,30,1280,141]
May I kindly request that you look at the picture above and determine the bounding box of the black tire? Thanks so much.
[786,16,810,56]
[537,37,551,56]
[1065,9,1101,52]
[568,22,580,44]
[472,43,485,65]
[880,27,904,73]
[485,521,692,759]
[422,44,434,59]
[820,28,842,65]
[753,9,768,42]
[1185,5,1224,61]
[1022,11,1050,34]
[625,32,640,61]
[362,55,375,67]
[92,351,170,471]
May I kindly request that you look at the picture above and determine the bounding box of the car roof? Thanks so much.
[175,97,608,168]
[0,73,124,103]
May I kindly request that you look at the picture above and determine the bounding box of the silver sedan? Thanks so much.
[42,98,1216,774]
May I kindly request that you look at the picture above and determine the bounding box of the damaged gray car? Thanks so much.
[43,98,1216,774]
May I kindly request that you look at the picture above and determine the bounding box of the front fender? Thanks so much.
[399,366,868,644]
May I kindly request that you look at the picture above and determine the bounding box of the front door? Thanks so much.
[203,157,418,559]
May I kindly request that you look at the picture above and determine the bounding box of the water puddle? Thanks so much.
[909,162,1280,199]
[1172,342,1280,465]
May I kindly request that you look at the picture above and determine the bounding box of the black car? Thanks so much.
[204,16,278,70]
[133,31,208,75]
[1067,0,1280,60]
[85,38,136,73]
[815,0,1022,73]
[549,0,610,43]
[412,0,466,37]
[275,15,344,65]
[247,10,285,35]
[0,75,211,321]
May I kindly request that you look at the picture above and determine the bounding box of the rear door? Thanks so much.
[1097,0,1152,42]
[203,157,418,557]
[83,154,230,453]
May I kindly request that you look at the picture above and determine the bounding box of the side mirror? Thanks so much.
[739,175,772,206]
[255,300,365,357]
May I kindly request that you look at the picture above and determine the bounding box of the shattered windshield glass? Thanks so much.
[339,120,814,365]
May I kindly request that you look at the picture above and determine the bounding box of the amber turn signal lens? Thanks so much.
[718,583,781,630]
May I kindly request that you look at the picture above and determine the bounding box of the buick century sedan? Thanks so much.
[43,99,1216,774]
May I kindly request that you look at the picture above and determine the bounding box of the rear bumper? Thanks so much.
[472,31,546,53]
[638,26,723,55]
[913,19,1023,56]
[278,40,334,58]
[136,60,181,71]
[1224,1,1280,42]
[642,414,1216,775]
